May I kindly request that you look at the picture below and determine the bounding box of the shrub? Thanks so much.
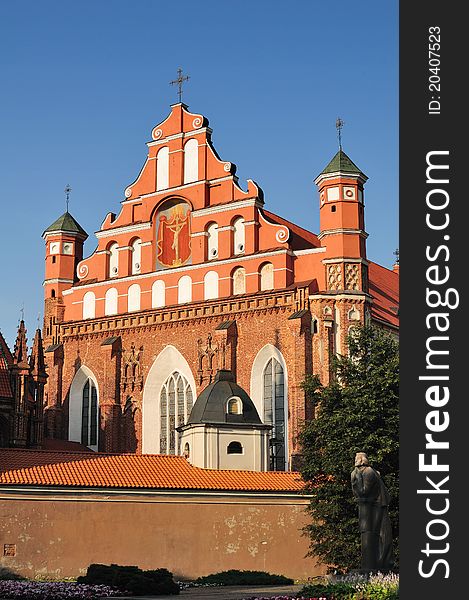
[0,567,24,581]
[298,573,399,600]
[77,563,179,595]
[194,569,293,586]
[298,581,357,599]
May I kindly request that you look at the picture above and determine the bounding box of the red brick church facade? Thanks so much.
[40,102,398,469]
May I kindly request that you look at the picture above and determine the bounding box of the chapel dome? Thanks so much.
[187,370,262,425]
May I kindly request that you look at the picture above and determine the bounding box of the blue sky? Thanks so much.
[0,1,398,347]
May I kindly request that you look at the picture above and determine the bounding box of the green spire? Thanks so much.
[43,211,87,237]
[320,149,364,176]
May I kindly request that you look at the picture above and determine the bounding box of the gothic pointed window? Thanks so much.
[263,358,286,471]
[159,372,193,455]
[81,379,98,447]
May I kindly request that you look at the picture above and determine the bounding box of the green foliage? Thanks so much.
[299,581,357,599]
[0,567,24,581]
[77,563,179,595]
[299,574,399,600]
[299,325,399,572]
[194,569,293,586]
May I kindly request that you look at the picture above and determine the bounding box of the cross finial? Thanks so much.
[20,302,25,322]
[170,67,190,103]
[64,184,72,212]
[393,248,399,264]
[336,117,345,150]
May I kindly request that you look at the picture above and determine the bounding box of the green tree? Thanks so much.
[299,325,399,572]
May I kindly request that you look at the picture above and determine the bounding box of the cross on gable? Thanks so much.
[170,68,190,103]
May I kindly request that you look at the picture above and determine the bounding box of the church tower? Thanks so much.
[315,149,369,294]
[42,211,88,346]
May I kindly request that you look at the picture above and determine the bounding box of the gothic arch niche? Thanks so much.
[155,198,192,270]
[142,345,196,453]
[250,344,288,471]
[122,397,139,453]
[69,366,100,451]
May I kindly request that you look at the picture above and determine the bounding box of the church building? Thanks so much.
[41,102,399,470]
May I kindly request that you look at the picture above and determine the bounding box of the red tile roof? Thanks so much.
[368,261,399,329]
[0,449,304,493]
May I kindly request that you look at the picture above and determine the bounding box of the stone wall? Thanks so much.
[0,488,324,580]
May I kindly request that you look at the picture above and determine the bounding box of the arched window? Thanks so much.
[156,146,169,191]
[233,217,245,255]
[160,372,194,455]
[108,242,119,278]
[51,289,56,298]
[260,262,274,291]
[131,238,142,274]
[82,291,96,319]
[178,275,192,304]
[232,267,246,295]
[152,280,165,308]
[183,138,198,184]
[227,397,242,415]
[81,379,98,448]
[204,270,219,300]
[104,288,118,316]
[227,441,243,454]
[263,357,286,471]
[207,222,218,259]
[127,284,141,312]
[311,317,318,334]
[183,442,190,459]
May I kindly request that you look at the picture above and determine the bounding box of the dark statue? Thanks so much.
[351,452,393,572]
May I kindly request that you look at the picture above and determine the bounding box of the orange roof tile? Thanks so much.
[0,449,305,493]
[368,261,399,329]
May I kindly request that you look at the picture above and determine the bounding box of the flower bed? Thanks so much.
[0,580,126,599]
[297,572,399,600]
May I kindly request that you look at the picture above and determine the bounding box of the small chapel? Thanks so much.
[3,101,398,470]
